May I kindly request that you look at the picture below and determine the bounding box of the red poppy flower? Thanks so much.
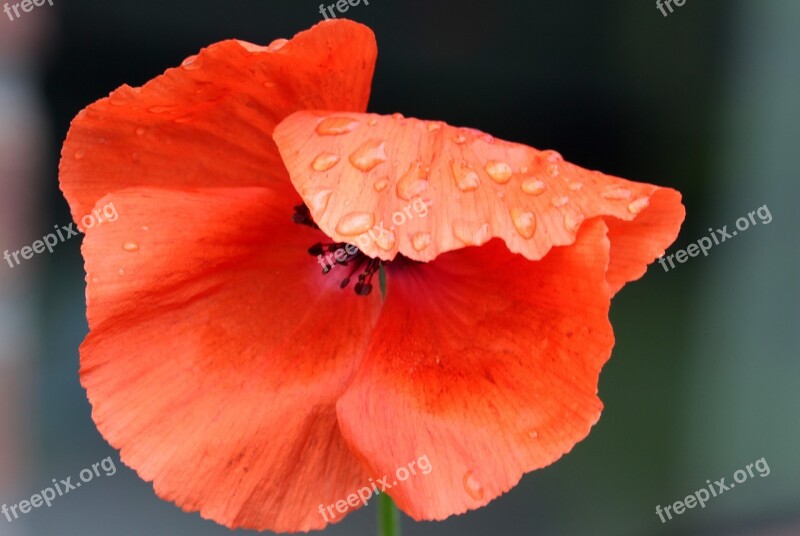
[59,19,684,534]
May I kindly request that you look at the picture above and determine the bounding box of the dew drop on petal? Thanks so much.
[602,187,632,200]
[336,211,375,236]
[528,430,539,439]
[411,232,432,252]
[427,122,442,132]
[368,118,378,126]
[373,178,389,192]
[181,55,201,70]
[316,117,361,136]
[546,163,560,178]
[540,149,563,163]
[564,211,585,232]
[391,112,404,120]
[510,208,536,239]
[396,162,429,201]
[74,149,85,160]
[311,153,340,172]
[349,140,387,172]
[551,196,569,208]
[568,182,584,191]
[117,269,125,276]
[463,471,485,501]
[450,161,481,192]
[375,228,396,251]
[453,134,467,144]
[453,220,491,246]
[268,38,288,52]
[135,127,146,136]
[521,178,546,195]
[305,188,333,215]
[628,196,650,214]
[485,161,513,184]
[123,241,140,252]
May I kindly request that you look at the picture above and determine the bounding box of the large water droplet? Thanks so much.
[123,241,140,252]
[453,220,491,246]
[312,153,340,172]
[316,117,361,136]
[450,161,481,192]
[463,471,485,501]
[628,196,649,214]
[349,140,387,172]
[485,161,513,184]
[336,211,375,236]
[521,178,546,195]
[411,232,432,252]
[602,187,632,200]
[396,162,429,200]
[510,208,536,238]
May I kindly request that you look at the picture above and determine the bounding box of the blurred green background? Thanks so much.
[0,1,798,535]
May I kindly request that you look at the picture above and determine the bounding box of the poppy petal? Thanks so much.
[604,187,685,294]
[60,19,377,221]
[274,111,683,266]
[80,186,382,532]
[336,219,614,520]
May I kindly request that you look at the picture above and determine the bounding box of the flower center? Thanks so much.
[293,205,384,296]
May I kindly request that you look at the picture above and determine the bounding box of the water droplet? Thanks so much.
[510,208,536,238]
[551,196,569,208]
[463,471,485,501]
[540,150,563,163]
[521,178,546,195]
[117,269,125,276]
[123,241,140,252]
[628,196,650,214]
[546,163,560,177]
[450,161,481,192]
[135,127,146,136]
[181,55,201,70]
[427,122,442,132]
[316,116,361,136]
[391,112,404,120]
[396,162,429,200]
[568,182,584,191]
[373,178,390,192]
[305,188,333,214]
[336,211,375,236]
[528,430,539,439]
[411,232,432,252]
[368,118,378,126]
[374,228,396,251]
[141,226,149,231]
[349,140,387,172]
[602,187,632,200]
[453,220,491,246]
[268,38,288,52]
[485,161,513,184]
[311,152,340,172]
[453,134,467,144]
[148,105,177,114]
[74,149,85,160]
[520,166,529,173]
[564,211,585,232]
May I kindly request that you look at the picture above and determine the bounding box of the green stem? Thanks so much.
[377,493,401,536]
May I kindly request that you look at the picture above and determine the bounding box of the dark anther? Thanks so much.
[292,205,319,229]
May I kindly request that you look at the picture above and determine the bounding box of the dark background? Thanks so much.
[0,1,798,535]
